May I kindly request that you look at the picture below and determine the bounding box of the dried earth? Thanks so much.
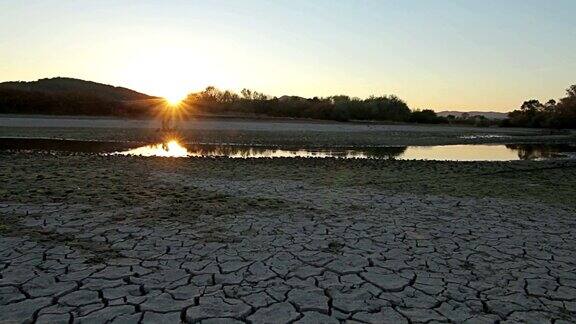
[1,152,575,323]
[1,117,576,323]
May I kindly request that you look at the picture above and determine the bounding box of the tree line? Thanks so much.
[1,82,444,123]
[2,78,574,128]
[504,84,576,129]
[184,86,448,123]
[0,84,511,126]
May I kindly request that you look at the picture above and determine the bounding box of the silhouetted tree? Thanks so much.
[409,109,445,124]
[181,88,419,123]
[506,85,576,128]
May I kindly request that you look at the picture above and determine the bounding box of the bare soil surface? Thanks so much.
[1,115,574,147]
[1,119,575,323]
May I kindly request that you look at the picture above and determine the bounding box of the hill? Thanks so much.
[0,78,158,116]
[437,110,508,120]
[0,77,154,101]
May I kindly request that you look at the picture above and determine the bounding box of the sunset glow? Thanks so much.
[165,95,186,107]
[1,1,575,110]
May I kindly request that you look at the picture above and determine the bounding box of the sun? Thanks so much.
[164,94,186,107]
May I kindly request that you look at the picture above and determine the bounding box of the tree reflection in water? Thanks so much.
[1,137,574,161]
[144,142,409,159]
[505,144,575,160]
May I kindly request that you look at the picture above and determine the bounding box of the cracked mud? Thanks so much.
[1,153,575,323]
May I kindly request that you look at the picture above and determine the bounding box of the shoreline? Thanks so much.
[1,115,573,148]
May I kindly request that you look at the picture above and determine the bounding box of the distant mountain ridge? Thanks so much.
[0,77,154,101]
[0,77,158,116]
[437,110,508,119]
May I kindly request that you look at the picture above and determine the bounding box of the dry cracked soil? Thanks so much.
[1,116,576,324]
[1,151,575,324]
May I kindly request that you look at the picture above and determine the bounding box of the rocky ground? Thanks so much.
[1,151,575,323]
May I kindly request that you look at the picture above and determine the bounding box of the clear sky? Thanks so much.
[1,0,574,111]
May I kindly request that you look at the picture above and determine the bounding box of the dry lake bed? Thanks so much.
[1,116,576,323]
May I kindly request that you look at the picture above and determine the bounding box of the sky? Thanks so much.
[1,0,575,111]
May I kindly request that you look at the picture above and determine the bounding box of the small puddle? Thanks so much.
[1,138,575,161]
[459,134,511,140]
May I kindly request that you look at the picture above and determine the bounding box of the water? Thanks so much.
[1,138,574,161]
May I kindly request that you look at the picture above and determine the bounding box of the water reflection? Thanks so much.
[113,142,408,159]
[117,140,190,157]
[0,138,574,161]
[398,145,560,161]
[505,144,573,160]
[112,141,575,161]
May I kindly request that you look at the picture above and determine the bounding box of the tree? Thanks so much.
[409,109,444,124]
[520,99,544,112]
[241,89,252,100]
[566,85,576,98]
[506,84,576,129]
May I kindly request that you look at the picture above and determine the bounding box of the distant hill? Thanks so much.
[437,110,508,120]
[0,77,154,101]
[278,95,307,102]
[0,77,158,116]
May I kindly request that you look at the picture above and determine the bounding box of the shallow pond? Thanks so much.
[1,138,574,161]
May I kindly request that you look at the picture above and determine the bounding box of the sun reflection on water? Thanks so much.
[115,140,190,157]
